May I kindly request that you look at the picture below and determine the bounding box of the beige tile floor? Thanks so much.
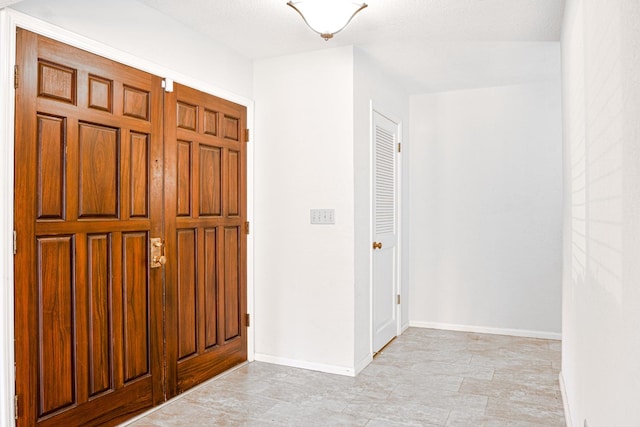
[127,328,565,426]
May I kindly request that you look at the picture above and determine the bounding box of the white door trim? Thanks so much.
[0,10,256,425]
[0,9,17,427]
[369,100,402,355]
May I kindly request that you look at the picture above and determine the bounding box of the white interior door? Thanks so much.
[372,110,399,353]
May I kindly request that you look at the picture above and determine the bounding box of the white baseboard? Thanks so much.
[354,353,373,376]
[409,321,562,341]
[253,353,355,377]
[559,371,573,427]
[401,322,410,334]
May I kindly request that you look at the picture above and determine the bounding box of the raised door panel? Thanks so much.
[87,234,113,397]
[227,150,240,217]
[176,140,192,217]
[37,236,75,416]
[37,114,66,219]
[122,232,149,382]
[129,132,149,218]
[88,75,112,113]
[204,228,218,349]
[123,86,150,121]
[223,227,240,341]
[177,229,197,360]
[78,123,119,218]
[38,59,76,104]
[199,145,222,217]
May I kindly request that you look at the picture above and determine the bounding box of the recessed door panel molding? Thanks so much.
[203,109,219,136]
[177,228,198,360]
[223,226,241,342]
[38,59,77,104]
[227,150,240,217]
[129,132,150,218]
[36,114,66,220]
[122,85,150,121]
[87,233,113,397]
[204,228,219,349]
[37,236,76,417]
[177,102,197,131]
[199,145,222,217]
[122,232,150,382]
[177,140,193,217]
[88,75,113,113]
[78,122,119,218]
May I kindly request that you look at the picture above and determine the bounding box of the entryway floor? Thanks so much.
[126,328,565,426]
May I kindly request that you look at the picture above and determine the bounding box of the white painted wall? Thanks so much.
[10,0,253,99]
[561,0,640,425]
[353,48,410,371]
[253,47,356,375]
[409,79,563,337]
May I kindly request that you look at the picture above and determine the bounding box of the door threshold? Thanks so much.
[119,361,250,426]
[373,336,397,359]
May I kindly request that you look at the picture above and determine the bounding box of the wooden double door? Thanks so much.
[14,29,247,426]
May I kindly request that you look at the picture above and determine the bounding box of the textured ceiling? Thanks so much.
[136,0,566,93]
[4,0,566,93]
[0,0,24,7]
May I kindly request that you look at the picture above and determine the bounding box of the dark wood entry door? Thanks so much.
[13,29,165,426]
[14,29,248,426]
[164,83,248,396]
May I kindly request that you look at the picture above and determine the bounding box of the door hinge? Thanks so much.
[14,65,19,89]
[245,313,251,327]
[14,395,18,420]
[244,221,250,235]
[397,294,401,305]
[13,230,16,255]
[244,128,250,142]
[398,142,401,153]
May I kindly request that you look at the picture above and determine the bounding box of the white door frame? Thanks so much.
[0,10,256,425]
[369,101,403,355]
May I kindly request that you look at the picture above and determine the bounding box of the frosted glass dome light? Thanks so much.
[287,0,368,40]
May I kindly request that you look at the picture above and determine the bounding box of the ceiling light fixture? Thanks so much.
[287,0,368,41]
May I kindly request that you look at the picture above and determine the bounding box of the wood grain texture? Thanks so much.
[38,60,76,104]
[177,229,197,360]
[129,132,149,218]
[199,145,221,216]
[78,123,119,218]
[165,83,247,396]
[15,29,245,426]
[88,75,112,112]
[37,236,75,416]
[177,140,192,217]
[87,234,112,396]
[15,30,164,426]
[122,232,149,382]
[204,228,218,349]
[37,114,66,219]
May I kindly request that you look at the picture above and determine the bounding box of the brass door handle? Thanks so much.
[150,238,166,268]
[153,255,167,266]
[372,241,382,250]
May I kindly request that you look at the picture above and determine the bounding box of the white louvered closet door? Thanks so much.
[372,110,399,353]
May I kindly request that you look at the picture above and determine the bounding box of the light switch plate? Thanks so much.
[310,209,335,224]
